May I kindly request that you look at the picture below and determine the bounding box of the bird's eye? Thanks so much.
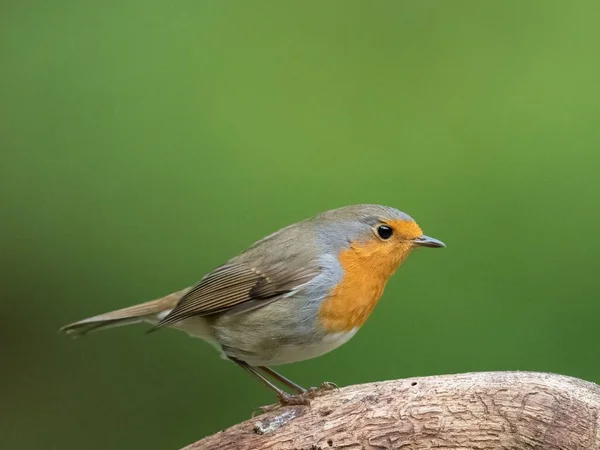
[377,225,393,240]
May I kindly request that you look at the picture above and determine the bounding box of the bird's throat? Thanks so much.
[318,241,411,333]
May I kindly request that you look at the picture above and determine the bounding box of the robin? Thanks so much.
[61,204,445,405]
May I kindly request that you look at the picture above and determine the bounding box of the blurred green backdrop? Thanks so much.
[2,1,600,449]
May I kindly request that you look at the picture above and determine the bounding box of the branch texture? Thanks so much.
[184,371,600,450]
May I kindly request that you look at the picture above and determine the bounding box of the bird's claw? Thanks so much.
[279,392,312,405]
[279,381,338,404]
[306,381,338,397]
[256,382,339,414]
[257,392,310,414]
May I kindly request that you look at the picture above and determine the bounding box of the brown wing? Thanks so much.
[150,259,319,330]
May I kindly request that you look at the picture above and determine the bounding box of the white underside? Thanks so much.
[247,327,359,366]
[150,309,359,366]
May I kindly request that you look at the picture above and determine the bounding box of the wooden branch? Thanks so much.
[183,371,600,450]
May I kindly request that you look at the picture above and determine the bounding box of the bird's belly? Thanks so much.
[241,328,359,367]
[211,295,360,367]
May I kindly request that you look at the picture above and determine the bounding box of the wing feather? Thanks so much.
[151,258,319,330]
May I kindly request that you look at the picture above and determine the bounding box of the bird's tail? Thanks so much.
[59,289,189,337]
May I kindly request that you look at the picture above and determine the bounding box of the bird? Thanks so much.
[60,204,445,405]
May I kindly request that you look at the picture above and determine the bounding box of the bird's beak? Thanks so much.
[412,235,445,248]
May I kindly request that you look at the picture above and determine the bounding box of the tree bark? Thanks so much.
[183,371,600,450]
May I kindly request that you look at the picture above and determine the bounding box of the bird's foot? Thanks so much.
[276,382,337,405]
[257,392,311,414]
[256,382,339,414]
[280,391,312,405]
[305,381,338,398]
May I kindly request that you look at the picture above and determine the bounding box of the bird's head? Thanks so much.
[316,204,445,276]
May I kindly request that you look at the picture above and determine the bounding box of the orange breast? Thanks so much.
[318,239,413,333]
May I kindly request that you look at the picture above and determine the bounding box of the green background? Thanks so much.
[2,1,600,449]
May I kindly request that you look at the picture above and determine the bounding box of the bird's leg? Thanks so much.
[257,366,307,394]
[230,358,310,406]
